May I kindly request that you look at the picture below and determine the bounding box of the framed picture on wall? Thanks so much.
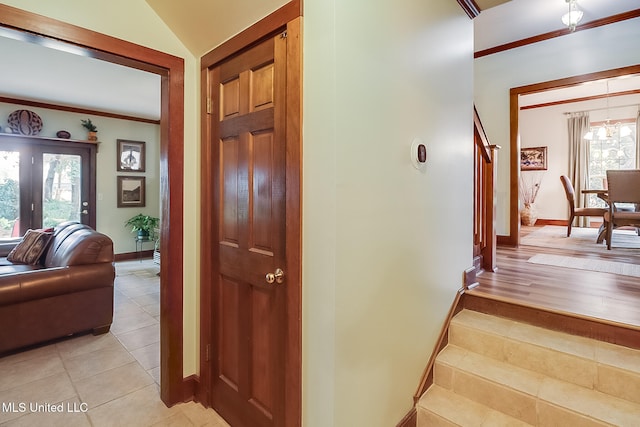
[520,146,548,171]
[117,176,146,207]
[117,139,146,172]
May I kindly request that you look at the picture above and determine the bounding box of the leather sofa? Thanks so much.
[0,222,115,354]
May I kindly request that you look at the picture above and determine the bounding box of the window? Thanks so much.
[587,122,637,208]
[0,135,96,238]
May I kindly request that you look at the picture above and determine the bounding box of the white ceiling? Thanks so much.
[0,28,161,121]
[474,0,639,52]
[0,1,637,121]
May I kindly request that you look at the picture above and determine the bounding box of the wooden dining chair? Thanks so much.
[604,170,640,250]
[560,175,608,237]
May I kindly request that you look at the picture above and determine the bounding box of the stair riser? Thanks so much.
[434,360,635,426]
[449,322,640,404]
[435,360,538,424]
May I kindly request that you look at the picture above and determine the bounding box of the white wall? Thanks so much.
[303,0,474,425]
[475,18,640,235]
[0,102,160,254]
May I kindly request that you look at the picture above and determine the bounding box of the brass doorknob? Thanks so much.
[265,268,285,284]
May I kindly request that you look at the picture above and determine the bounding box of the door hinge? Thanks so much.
[31,156,35,165]
[280,30,287,39]
[206,98,212,115]
[31,203,34,212]
[205,344,211,362]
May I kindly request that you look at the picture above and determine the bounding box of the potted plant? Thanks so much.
[124,214,159,240]
[81,118,98,141]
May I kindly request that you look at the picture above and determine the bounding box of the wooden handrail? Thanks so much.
[473,106,499,274]
[474,106,492,163]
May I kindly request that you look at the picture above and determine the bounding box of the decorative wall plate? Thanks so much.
[56,130,71,139]
[7,110,43,136]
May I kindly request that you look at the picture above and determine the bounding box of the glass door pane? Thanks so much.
[42,153,81,227]
[0,150,20,238]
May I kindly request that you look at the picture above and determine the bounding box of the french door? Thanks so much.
[0,135,96,238]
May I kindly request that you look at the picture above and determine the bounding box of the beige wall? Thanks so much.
[475,18,640,236]
[303,0,474,425]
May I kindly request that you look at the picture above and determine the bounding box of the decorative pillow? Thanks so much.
[6,229,54,265]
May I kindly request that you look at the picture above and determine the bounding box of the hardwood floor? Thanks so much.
[470,226,640,330]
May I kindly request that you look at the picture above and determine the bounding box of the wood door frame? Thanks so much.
[0,5,186,405]
[199,1,302,425]
[506,64,640,247]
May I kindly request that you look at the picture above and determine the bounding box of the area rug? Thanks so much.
[527,253,640,278]
[521,225,640,251]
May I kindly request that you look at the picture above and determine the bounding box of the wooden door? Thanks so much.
[205,31,290,427]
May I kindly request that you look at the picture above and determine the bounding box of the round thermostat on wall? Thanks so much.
[410,138,427,171]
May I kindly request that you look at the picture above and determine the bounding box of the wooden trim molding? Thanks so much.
[463,292,640,350]
[396,407,417,427]
[0,3,186,407]
[182,375,199,402]
[456,0,481,19]
[475,9,640,58]
[114,250,154,262]
[413,289,465,403]
[0,96,160,124]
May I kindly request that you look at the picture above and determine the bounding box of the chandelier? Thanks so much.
[584,81,632,141]
[584,120,632,141]
[561,0,583,32]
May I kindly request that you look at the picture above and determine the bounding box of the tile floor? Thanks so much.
[0,260,229,427]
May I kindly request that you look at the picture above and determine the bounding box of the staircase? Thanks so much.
[416,309,640,426]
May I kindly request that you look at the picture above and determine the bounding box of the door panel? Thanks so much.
[42,153,82,227]
[210,33,286,427]
[0,150,21,237]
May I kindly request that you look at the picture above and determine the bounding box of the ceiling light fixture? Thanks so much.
[584,81,632,142]
[561,0,583,32]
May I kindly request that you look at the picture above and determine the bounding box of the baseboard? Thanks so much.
[534,219,566,226]
[182,374,198,403]
[114,250,153,261]
[496,235,514,246]
[464,265,479,289]
[396,407,416,427]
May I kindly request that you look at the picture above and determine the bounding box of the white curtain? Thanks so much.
[568,112,590,227]
[636,108,640,169]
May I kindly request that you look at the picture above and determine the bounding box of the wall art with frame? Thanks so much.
[117,176,146,207]
[117,139,146,172]
[520,146,548,171]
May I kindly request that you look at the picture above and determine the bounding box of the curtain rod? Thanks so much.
[564,103,640,115]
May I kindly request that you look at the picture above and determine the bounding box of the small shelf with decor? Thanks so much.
[0,132,100,150]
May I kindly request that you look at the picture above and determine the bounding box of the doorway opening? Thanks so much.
[0,5,186,405]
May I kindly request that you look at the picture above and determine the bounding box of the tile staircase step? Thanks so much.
[448,309,640,404]
[416,384,532,427]
[418,309,640,426]
[432,344,640,426]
